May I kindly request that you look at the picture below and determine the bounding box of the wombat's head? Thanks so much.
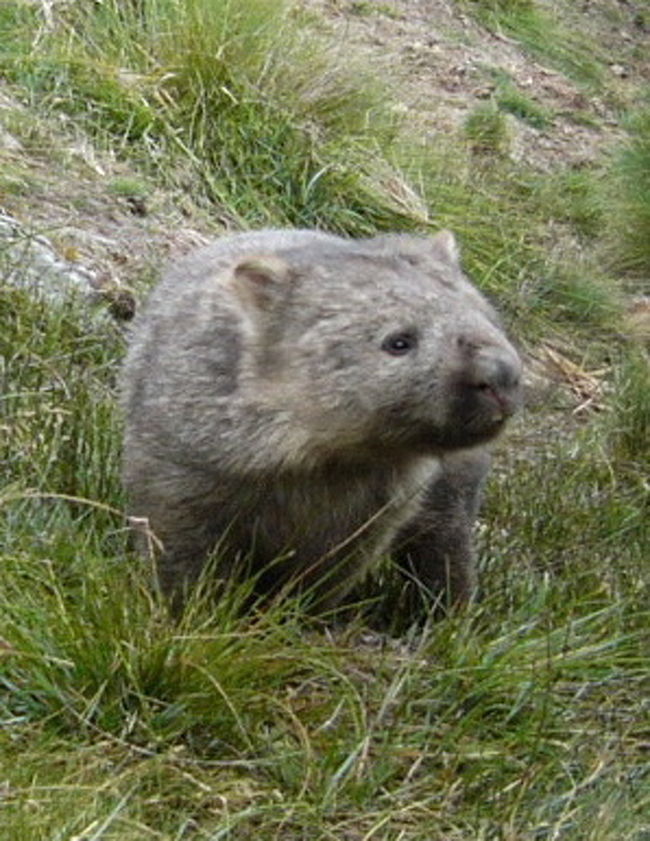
[227,230,522,463]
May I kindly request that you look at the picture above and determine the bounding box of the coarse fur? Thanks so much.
[121,228,522,615]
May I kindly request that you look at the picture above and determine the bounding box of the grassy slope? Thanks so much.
[1,1,648,838]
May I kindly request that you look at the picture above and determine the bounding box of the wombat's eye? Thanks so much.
[381,332,418,356]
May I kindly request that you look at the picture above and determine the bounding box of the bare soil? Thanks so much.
[300,0,649,171]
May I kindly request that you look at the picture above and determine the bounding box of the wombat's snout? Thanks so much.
[457,335,522,423]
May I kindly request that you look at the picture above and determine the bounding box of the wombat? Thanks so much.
[121,228,521,615]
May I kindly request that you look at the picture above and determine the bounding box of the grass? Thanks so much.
[523,169,603,238]
[2,470,648,838]
[495,84,552,130]
[462,0,605,87]
[603,96,650,274]
[482,66,554,130]
[1,0,649,837]
[605,346,650,462]
[107,177,150,200]
[0,0,411,234]
[464,102,513,156]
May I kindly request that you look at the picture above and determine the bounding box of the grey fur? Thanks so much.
[121,228,521,614]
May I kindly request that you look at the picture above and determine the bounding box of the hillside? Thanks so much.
[1,1,649,839]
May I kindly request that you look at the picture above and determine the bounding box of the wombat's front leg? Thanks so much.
[125,461,230,609]
[394,449,492,608]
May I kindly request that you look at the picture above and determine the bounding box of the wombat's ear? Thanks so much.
[230,256,292,312]
[429,229,460,266]
[386,229,461,268]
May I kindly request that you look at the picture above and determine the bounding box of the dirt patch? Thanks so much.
[299,0,646,171]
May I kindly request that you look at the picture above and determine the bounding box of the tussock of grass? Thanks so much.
[0,0,411,234]
[482,437,648,595]
[1,545,324,749]
[537,266,622,328]
[1,282,123,503]
[464,102,512,156]
[605,347,650,464]
[603,97,650,274]
[495,84,553,129]
[524,169,603,238]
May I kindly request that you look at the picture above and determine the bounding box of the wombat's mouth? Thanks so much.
[474,382,520,421]
[419,384,520,452]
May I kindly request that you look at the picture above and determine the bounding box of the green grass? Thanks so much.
[495,84,553,130]
[466,0,535,9]
[603,97,650,274]
[464,102,512,156]
[1,0,649,837]
[462,0,605,87]
[107,177,151,200]
[1,284,123,502]
[2,498,648,838]
[348,1,401,17]
[481,66,554,130]
[0,0,411,234]
[523,169,603,238]
[605,347,650,463]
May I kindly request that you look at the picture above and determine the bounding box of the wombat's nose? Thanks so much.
[485,355,521,393]
[466,344,522,418]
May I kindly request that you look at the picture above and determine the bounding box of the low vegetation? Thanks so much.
[604,98,650,274]
[461,0,605,86]
[1,0,648,838]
